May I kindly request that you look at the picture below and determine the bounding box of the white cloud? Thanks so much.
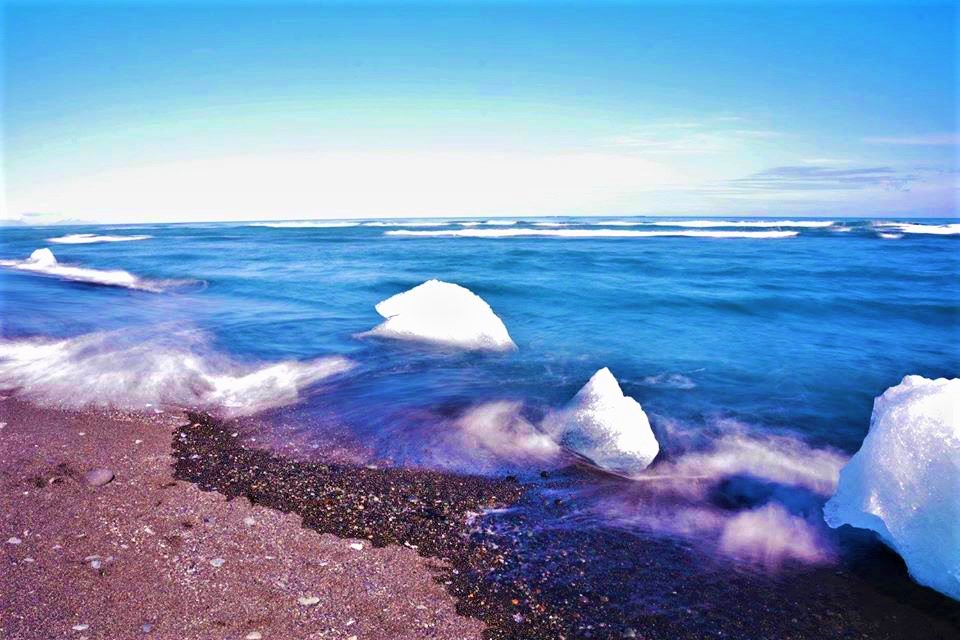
[610,118,782,155]
[863,133,959,146]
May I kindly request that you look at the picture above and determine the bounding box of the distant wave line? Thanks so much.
[385,229,800,239]
[48,233,153,244]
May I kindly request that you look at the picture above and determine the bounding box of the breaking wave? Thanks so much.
[0,330,353,417]
[247,221,361,228]
[583,420,848,568]
[360,221,451,227]
[48,233,153,244]
[386,229,799,239]
[872,221,960,236]
[0,248,180,292]
[651,220,835,228]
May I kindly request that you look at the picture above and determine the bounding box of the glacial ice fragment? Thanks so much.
[823,375,960,600]
[363,279,516,351]
[554,368,659,475]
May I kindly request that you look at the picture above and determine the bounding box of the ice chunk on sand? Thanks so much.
[554,368,659,475]
[363,279,516,351]
[823,375,960,600]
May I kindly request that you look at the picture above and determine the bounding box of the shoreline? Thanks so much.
[2,398,959,639]
[0,399,490,640]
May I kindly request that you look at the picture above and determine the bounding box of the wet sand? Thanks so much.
[0,399,488,640]
[2,398,959,640]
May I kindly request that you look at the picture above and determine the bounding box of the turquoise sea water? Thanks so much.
[3,216,959,633]
[2,217,956,453]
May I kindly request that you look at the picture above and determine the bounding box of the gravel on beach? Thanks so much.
[0,399,489,640]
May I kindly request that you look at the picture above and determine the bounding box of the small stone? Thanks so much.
[298,596,320,606]
[245,633,263,640]
[141,623,153,633]
[210,558,225,567]
[7,537,22,545]
[83,468,114,487]
[243,517,256,527]
[90,560,102,570]
[349,543,364,551]
[72,624,89,631]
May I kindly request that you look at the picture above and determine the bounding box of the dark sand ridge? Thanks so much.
[2,397,959,640]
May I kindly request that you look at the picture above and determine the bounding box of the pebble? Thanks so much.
[72,624,89,631]
[349,542,364,551]
[297,596,320,606]
[90,559,102,570]
[83,468,115,487]
[7,537,22,545]
[141,623,153,633]
[210,558,225,568]
[243,516,256,527]
[245,633,263,640]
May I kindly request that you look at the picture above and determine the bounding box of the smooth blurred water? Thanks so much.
[4,216,960,626]
[2,218,958,460]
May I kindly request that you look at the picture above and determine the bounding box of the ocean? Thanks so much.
[1,216,959,636]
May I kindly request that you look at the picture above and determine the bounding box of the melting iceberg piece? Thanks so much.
[363,279,516,351]
[0,248,163,292]
[823,376,960,600]
[554,368,659,475]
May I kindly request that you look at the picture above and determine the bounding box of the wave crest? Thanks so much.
[0,330,353,417]
[48,233,152,244]
[386,229,799,239]
[0,248,176,292]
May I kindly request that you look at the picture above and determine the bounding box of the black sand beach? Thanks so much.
[2,398,959,639]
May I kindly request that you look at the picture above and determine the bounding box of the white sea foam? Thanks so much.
[877,232,903,240]
[824,376,960,600]
[0,248,168,292]
[648,430,847,496]
[589,423,846,568]
[718,504,832,567]
[360,279,516,351]
[361,221,451,227]
[873,222,960,236]
[386,228,799,239]
[639,373,697,390]
[48,233,153,244]
[650,219,835,228]
[546,368,660,475]
[437,401,560,472]
[248,221,360,228]
[0,331,353,417]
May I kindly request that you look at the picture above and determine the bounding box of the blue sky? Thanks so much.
[3,0,957,222]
